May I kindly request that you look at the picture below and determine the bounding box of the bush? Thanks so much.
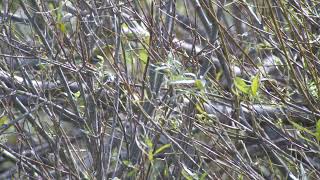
[0,0,319,179]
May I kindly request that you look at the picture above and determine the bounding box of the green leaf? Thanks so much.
[195,103,206,114]
[38,63,46,70]
[154,144,171,155]
[194,79,205,90]
[216,70,223,81]
[148,149,154,162]
[200,172,208,180]
[48,3,55,11]
[251,74,260,96]
[139,49,148,64]
[238,173,244,180]
[73,91,81,98]
[290,121,314,135]
[234,77,250,94]
[56,23,66,33]
[316,120,320,141]
[145,137,153,149]
[0,116,9,126]
[57,2,63,22]
[127,169,137,177]
[123,160,130,166]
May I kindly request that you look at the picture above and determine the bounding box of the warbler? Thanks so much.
[89,44,114,66]
[89,43,147,83]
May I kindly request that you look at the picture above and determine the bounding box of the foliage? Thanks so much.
[0,0,319,179]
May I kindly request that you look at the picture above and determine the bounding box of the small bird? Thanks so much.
[88,43,147,83]
[89,45,114,66]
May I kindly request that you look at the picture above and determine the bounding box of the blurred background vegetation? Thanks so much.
[0,0,319,179]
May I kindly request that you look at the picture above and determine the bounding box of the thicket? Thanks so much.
[0,0,319,179]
